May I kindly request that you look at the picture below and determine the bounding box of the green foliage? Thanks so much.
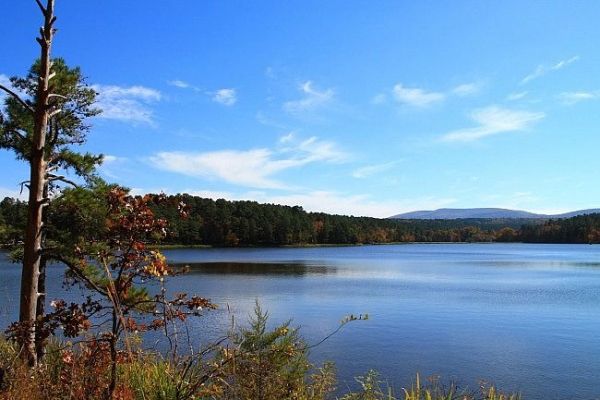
[340,370,395,400]
[0,58,102,177]
[341,373,521,400]
[218,301,330,399]
[4,190,600,247]
[150,195,537,246]
[124,357,182,400]
[520,213,600,243]
[0,197,27,246]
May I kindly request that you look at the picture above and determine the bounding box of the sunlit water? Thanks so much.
[2,243,600,399]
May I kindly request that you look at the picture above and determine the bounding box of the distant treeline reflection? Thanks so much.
[2,195,600,247]
[176,262,335,276]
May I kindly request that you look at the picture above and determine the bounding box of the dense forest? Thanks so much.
[2,193,599,247]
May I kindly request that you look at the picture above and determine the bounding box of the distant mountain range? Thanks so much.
[390,208,600,220]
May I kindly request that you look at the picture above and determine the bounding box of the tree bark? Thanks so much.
[19,0,55,366]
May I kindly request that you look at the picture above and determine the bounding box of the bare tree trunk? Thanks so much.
[19,0,55,366]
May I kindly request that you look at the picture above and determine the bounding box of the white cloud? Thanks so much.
[168,80,237,104]
[212,88,237,106]
[507,91,528,101]
[452,82,481,97]
[287,136,347,163]
[521,56,579,84]
[558,91,598,105]
[149,136,346,189]
[379,81,479,108]
[168,79,191,89]
[392,83,445,107]
[283,81,334,114]
[441,106,545,142]
[279,132,295,143]
[93,84,161,125]
[352,161,398,179]
[151,149,282,189]
[102,155,122,164]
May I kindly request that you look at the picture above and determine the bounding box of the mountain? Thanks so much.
[390,208,600,220]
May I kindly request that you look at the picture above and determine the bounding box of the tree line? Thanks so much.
[4,193,600,246]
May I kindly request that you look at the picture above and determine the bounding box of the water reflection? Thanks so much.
[178,261,336,276]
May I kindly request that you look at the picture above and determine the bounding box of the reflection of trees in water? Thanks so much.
[174,262,336,276]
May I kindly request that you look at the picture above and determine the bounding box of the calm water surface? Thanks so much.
[1,243,600,399]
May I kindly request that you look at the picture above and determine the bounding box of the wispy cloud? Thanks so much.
[99,155,128,180]
[212,88,237,106]
[558,91,598,105]
[149,135,346,189]
[520,56,579,85]
[392,83,445,107]
[283,81,334,115]
[93,84,161,125]
[168,80,237,106]
[441,106,545,142]
[352,161,398,179]
[168,79,192,89]
[279,132,295,144]
[102,155,122,164]
[451,82,481,97]
[386,81,480,108]
[507,91,528,101]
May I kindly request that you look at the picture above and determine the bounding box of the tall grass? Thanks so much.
[0,306,523,400]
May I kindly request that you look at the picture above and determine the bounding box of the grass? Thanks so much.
[0,306,524,400]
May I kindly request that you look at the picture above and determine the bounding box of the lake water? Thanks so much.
[1,243,600,399]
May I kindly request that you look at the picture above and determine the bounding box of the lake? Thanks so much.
[1,243,600,399]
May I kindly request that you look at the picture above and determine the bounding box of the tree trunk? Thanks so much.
[35,182,49,361]
[19,0,55,366]
[35,256,47,360]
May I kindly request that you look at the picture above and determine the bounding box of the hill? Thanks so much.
[390,208,600,220]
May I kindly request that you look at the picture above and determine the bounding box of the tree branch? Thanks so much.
[48,108,62,118]
[51,254,109,297]
[0,85,34,113]
[19,180,30,195]
[48,93,68,100]
[34,0,46,14]
[47,173,78,188]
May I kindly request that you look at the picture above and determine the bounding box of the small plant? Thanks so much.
[212,301,338,400]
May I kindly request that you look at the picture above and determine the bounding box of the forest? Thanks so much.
[2,193,599,247]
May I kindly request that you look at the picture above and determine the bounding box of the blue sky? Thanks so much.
[2,1,600,217]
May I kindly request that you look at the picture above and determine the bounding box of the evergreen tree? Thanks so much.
[0,0,101,365]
